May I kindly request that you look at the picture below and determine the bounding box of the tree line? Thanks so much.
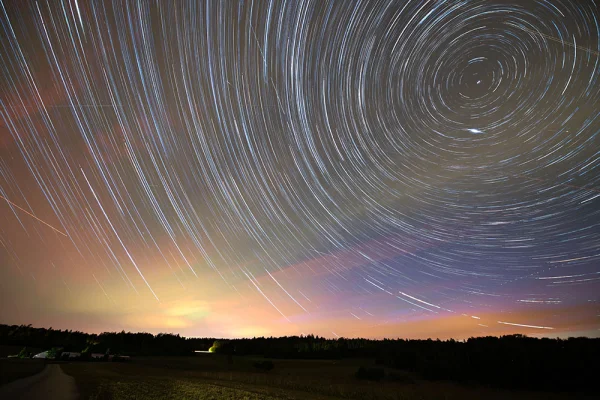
[0,323,597,392]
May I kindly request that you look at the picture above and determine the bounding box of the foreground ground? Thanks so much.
[53,355,596,400]
[0,358,46,386]
[0,364,77,400]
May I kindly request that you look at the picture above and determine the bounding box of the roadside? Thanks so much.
[0,363,78,400]
[0,358,45,386]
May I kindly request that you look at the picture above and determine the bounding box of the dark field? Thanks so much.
[0,358,45,386]
[57,355,594,400]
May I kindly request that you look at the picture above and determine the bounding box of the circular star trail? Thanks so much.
[0,0,599,337]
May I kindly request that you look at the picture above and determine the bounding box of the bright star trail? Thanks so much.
[0,0,599,339]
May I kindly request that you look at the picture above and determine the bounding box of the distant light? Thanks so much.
[468,128,483,134]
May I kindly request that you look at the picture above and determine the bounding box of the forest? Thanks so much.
[1,323,597,393]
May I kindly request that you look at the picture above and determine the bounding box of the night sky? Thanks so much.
[1,0,599,339]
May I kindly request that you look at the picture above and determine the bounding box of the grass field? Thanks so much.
[89,379,326,400]
[58,355,595,400]
[61,361,340,400]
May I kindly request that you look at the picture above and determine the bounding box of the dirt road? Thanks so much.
[0,363,78,399]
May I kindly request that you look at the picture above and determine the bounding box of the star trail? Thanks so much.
[0,0,599,339]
